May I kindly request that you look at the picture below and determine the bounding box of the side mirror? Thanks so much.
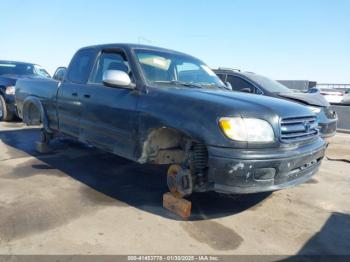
[102,70,133,88]
[308,88,320,94]
[53,67,67,82]
[224,82,233,91]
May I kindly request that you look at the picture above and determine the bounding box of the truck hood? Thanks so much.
[277,92,329,107]
[160,87,315,119]
[0,75,19,87]
[0,75,45,89]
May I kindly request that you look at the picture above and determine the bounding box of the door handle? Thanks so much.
[84,94,91,99]
[72,92,78,97]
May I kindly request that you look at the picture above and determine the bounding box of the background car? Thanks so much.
[278,80,317,92]
[0,60,51,121]
[341,90,350,105]
[214,68,338,138]
[319,87,347,104]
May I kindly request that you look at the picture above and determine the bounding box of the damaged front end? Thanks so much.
[206,137,326,194]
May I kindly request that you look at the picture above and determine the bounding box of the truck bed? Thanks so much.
[15,77,59,129]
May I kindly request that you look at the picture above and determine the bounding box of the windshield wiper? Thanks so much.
[153,80,202,89]
[200,83,226,89]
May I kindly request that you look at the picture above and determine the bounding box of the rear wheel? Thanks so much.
[0,95,14,121]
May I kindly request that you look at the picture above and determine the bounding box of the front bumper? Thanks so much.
[318,109,338,138]
[207,138,326,194]
[319,120,337,138]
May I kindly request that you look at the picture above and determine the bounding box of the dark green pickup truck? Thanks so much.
[15,44,326,196]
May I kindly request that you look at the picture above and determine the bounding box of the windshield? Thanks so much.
[34,65,51,78]
[0,62,50,78]
[247,74,292,93]
[135,49,225,89]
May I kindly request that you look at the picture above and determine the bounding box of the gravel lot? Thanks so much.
[0,122,349,255]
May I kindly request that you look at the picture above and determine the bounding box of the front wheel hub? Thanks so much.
[167,164,193,198]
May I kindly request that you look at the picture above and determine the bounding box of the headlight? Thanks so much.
[219,117,275,142]
[306,106,321,114]
[5,86,15,95]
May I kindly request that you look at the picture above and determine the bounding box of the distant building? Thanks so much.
[277,80,317,92]
[316,83,350,91]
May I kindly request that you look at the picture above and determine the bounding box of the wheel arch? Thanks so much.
[22,96,51,132]
[137,126,205,165]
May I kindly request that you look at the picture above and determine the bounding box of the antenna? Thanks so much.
[138,36,153,44]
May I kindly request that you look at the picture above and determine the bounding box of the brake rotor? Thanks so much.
[167,164,192,198]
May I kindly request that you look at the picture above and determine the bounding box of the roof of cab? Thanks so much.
[78,43,198,59]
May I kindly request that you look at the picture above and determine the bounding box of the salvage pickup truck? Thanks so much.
[15,44,326,196]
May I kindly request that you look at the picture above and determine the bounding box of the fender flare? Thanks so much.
[22,96,51,133]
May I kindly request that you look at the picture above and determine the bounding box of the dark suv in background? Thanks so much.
[0,60,51,121]
[214,68,338,138]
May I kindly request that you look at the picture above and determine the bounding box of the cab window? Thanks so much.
[67,49,95,84]
[90,52,131,84]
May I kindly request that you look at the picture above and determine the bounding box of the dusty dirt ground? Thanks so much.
[0,122,349,255]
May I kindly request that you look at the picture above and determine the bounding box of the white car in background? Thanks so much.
[342,91,350,105]
[319,88,350,105]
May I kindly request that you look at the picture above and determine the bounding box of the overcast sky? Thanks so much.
[0,0,349,83]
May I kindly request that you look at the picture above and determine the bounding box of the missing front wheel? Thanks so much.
[167,164,193,198]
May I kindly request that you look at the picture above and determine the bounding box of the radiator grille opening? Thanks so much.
[280,116,319,142]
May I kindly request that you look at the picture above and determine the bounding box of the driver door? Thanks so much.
[79,51,139,160]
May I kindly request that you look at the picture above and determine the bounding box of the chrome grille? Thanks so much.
[280,116,319,142]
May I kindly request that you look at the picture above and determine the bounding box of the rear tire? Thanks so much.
[0,94,14,121]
